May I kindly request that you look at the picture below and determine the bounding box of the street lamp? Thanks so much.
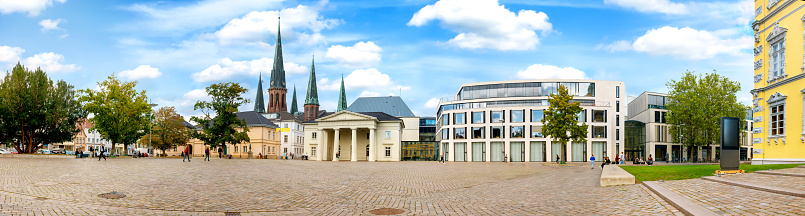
[498,119,505,162]
[149,103,158,155]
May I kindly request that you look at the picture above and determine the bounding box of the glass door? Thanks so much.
[490,142,504,162]
[454,142,466,162]
[551,142,562,162]
[572,142,586,162]
[472,142,485,162]
[510,142,524,162]
[592,142,605,162]
[530,141,545,162]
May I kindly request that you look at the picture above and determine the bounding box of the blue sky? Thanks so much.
[0,0,752,120]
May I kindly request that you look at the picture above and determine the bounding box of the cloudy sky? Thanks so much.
[0,0,752,120]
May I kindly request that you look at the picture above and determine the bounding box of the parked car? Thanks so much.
[51,148,66,154]
[0,149,10,154]
[37,149,51,154]
[9,149,18,154]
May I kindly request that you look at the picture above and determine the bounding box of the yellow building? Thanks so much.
[163,111,281,159]
[751,0,805,164]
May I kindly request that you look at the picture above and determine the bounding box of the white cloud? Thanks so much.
[516,64,586,80]
[206,4,340,46]
[0,0,66,16]
[604,26,751,60]
[424,98,441,109]
[22,52,80,73]
[39,18,64,32]
[119,65,162,80]
[125,0,283,33]
[344,68,391,89]
[0,46,25,63]
[604,0,687,15]
[325,41,382,68]
[192,57,307,82]
[408,0,552,50]
[359,91,382,97]
[596,40,631,52]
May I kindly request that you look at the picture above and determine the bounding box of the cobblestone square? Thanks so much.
[0,158,678,215]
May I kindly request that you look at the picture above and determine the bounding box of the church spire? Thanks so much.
[337,74,347,112]
[254,71,266,113]
[305,56,319,105]
[290,85,298,114]
[269,16,286,89]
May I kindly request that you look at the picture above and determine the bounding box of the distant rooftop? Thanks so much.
[347,96,415,117]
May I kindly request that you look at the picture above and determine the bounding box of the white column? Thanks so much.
[801,91,805,141]
[333,128,340,161]
[351,128,358,162]
[369,128,376,161]
[317,129,324,161]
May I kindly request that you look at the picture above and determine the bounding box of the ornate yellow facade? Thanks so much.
[751,0,805,164]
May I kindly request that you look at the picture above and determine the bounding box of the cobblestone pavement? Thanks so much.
[657,176,805,215]
[0,158,678,215]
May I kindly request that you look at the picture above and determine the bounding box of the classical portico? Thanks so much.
[304,111,403,162]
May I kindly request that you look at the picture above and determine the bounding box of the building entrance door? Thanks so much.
[490,142,504,162]
[472,142,485,162]
[510,142,524,162]
[530,141,545,162]
[572,142,586,162]
[454,143,466,162]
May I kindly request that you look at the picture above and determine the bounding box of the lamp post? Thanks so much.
[148,102,158,155]
[498,119,505,162]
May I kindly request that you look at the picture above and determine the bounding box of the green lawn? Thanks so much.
[620,163,805,183]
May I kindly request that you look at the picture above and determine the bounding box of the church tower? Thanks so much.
[337,74,347,112]
[290,85,298,115]
[267,17,287,113]
[254,71,266,113]
[304,56,320,121]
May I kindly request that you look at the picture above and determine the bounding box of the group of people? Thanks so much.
[74,146,107,161]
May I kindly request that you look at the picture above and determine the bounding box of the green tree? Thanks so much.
[0,63,87,153]
[542,84,588,163]
[78,74,151,156]
[190,83,250,154]
[138,106,191,156]
[666,70,749,154]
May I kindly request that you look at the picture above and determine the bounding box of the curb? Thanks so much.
[755,170,805,178]
[702,176,805,198]
[643,181,718,216]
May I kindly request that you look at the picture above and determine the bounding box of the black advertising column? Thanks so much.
[720,117,740,171]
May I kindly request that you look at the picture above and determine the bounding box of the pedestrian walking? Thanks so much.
[556,154,560,164]
[590,154,595,169]
[218,147,223,158]
[89,146,94,158]
[620,152,625,164]
[503,153,508,163]
[440,153,445,163]
[98,146,107,161]
[204,147,210,161]
[182,146,191,162]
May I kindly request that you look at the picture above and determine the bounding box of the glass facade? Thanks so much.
[531,110,543,122]
[491,111,503,123]
[472,111,484,124]
[457,82,595,100]
[511,110,524,122]
[403,117,438,161]
[625,120,646,161]
[472,127,484,139]
[511,126,524,138]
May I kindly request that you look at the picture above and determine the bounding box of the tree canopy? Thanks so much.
[0,63,87,153]
[78,74,151,155]
[542,84,588,163]
[190,82,250,153]
[138,106,191,156]
[666,70,749,149]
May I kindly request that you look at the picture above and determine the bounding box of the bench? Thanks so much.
[600,165,636,187]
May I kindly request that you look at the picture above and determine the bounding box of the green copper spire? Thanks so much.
[269,17,286,89]
[254,71,266,113]
[337,74,347,112]
[304,56,319,105]
[290,85,298,114]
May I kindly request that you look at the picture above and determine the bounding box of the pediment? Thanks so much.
[317,111,376,122]
[766,23,787,43]
[766,92,787,103]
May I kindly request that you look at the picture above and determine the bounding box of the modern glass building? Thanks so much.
[402,117,438,161]
[436,79,625,162]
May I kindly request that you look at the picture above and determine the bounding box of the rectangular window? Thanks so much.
[472,111,484,124]
[472,127,485,139]
[511,126,524,138]
[531,125,543,138]
[442,128,449,139]
[311,147,317,156]
[491,111,504,123]
[616,101,620,112]
[616,86,620,98]
[661,112,667,123]
[284,123,288,128]
[454,113,465,124]
[531,110,544,122]
[592,110,606,122]
[491,126,503,139]
[616,129,620,140]
[577,110,586,122]
[442,114,449,125]
[616,115,620,126]
[385,131,391,139]
[235,146,238,152]
[284,135,288,143]
[770,40,785,78]
[454,127,466,139]
[511,110,524,122]
[312,132,317,139]
[592,126,606,138]
[770,104,785,135]
[385,146,391,157]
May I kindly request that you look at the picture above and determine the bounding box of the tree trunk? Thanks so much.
[561,142,567,164]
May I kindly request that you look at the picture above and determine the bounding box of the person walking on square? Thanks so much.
[204,147,210,161]
[218,147,223,158]
[620,152,625,164]
[182,146,190,162]
[89,146,94,158]
[98,146,106,161]
[556,154,560,164]
[590,154,595,169]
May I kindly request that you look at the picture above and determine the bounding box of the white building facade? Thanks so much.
[263,112,305,157]
[436,79,625,162]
